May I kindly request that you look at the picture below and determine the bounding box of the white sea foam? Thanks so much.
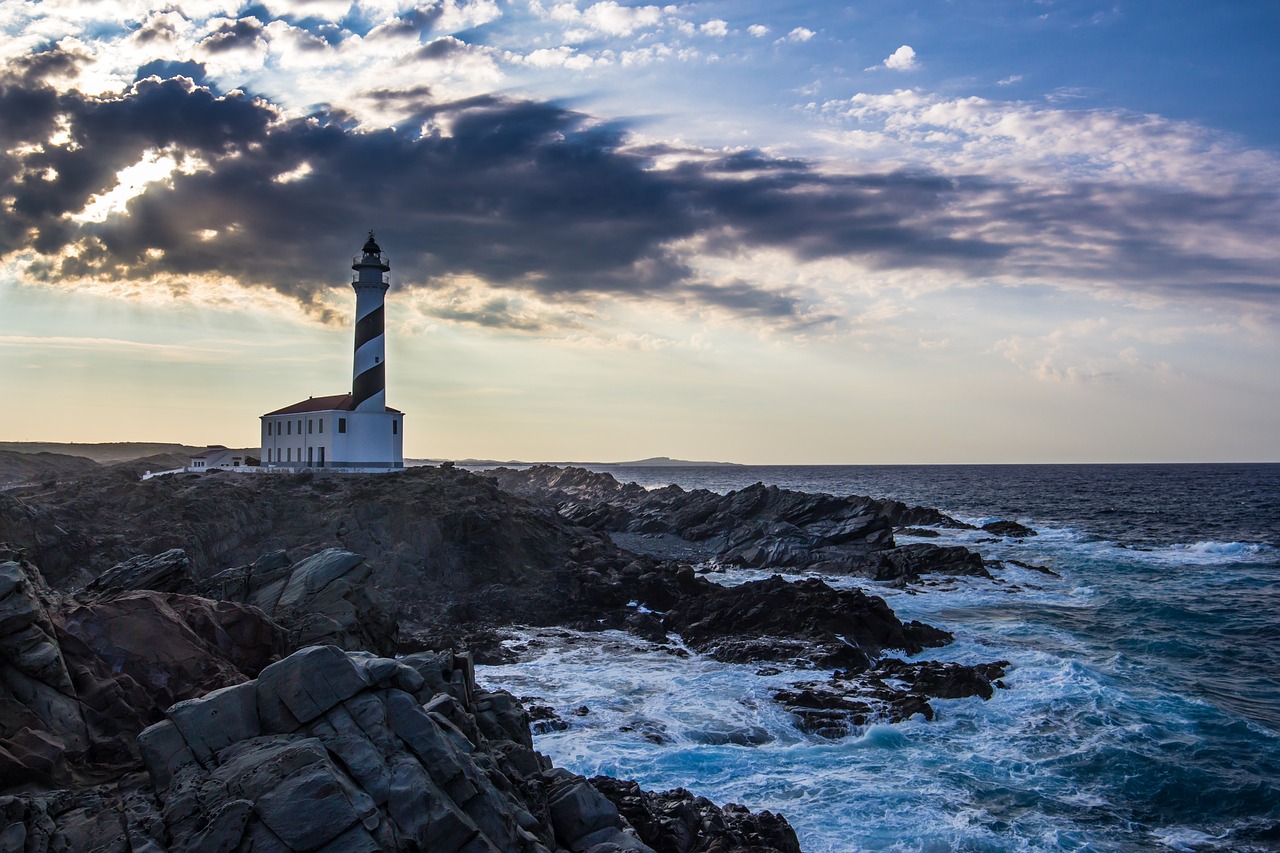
[1150,826,1230,851]
[476,621,1175,852]
[476,467,1280,849]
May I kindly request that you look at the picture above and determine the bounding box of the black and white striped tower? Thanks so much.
[351,231,390,412]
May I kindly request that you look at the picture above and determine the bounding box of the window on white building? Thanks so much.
[392,420,398,435]
[308,420,313,434]
[338,418,346,433]
[318,420,323,434]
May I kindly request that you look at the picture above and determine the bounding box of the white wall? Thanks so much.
[261,410,403,467]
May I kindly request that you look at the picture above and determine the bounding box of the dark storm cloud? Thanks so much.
[133,14,182,45]
[199,17,267,53]
[364,84,435,105]
[679,281,838,327]
[371,7,447,40]
[1,64,1276,327]
[416,37,467,60]
[134,60,208,85]
[9,45,86,86]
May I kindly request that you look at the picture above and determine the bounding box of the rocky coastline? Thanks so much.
[0,462,1029,850]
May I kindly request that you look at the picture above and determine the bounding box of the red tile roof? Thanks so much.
[262,394,401,416]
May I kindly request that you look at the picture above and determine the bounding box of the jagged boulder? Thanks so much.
[0,546,285,788]
[590,777,800,853]
[79,548,192,597]
[3,640,799,852]
[130,644,650,853]
[863,543,992,582]
[981,520,1038,538]
[201,548,398,655]
[0,553,87,787]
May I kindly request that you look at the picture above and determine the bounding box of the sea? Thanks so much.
[477,464,1280,852]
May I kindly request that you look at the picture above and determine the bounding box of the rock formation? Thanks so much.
[486,467,987,581]
[0,467,628,633]
[0,546,284,790]
[0,541,802,852]
[659,576,951,671]
[775,658,1010,739]
[0,462,1023,849]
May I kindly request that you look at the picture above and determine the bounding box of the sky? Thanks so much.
[1,0,1278,463]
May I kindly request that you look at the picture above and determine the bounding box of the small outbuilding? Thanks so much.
[188,446,245,470]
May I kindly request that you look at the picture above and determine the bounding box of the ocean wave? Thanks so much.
[1168,540,1276,558]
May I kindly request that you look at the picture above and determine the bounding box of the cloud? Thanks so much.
[699,20,728,38]
[996,74,1022,86]
[881,45,917,71]
[0,63,1033,326]
[3,35,1278,334]
[747,25,769,38]
[990,318,1179,384]
[199,17,267,54]
[778,27,815,44]
[548,1,663,38]
[0,334,229,361]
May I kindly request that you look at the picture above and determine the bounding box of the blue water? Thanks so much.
[479,464,1280,852]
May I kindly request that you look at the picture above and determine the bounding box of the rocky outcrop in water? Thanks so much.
[487,467,985,581]
[660,576,951,671]
[981,520,1038,538]
[590,777,801,853]
[775,658,1011,739]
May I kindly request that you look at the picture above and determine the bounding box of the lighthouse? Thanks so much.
[352,232,389,412]
[258,233,405,469]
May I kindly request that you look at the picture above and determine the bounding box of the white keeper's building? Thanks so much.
[260,233,405,469]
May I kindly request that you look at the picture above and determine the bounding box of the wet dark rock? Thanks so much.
[662,575,951,671]
[982,520,1038,538]
[590,776,801,853]
[1004,559,1060,577]
[525,702,568,735]
[863,543,992,582]
[776,658,1010,739]
[896,527,942,538]
[877,658,1011,700]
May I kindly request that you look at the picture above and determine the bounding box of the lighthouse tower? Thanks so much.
[352,232,390,412]
[259,232,405,469]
